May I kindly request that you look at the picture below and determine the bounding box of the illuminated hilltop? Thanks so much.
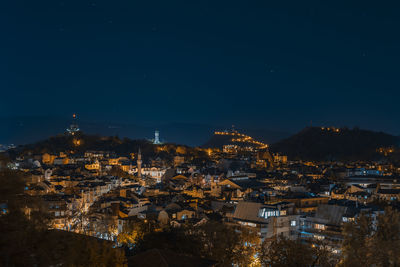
[203,128,268,152]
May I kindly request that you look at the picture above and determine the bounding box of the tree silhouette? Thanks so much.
[341,208,400,266]
[0,169,127,266]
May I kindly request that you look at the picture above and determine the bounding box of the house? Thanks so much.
[174,156,185,167]
[183,186,205,198]
[25,181,53,196]
[53,157,70,165]
[299,203,360,253]
[376,188,400,201]
[157,202,197,225]
[272,193,329,214]
[42,194,71,230]
[217,177,265,200]
[142,166,167,182]
[42,153,56,164]
[85,160,100,170]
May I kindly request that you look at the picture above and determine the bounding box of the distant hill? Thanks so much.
[270,127,400,161]
[9,133,154,157]
[6,133,207,162]
[203,133,233,149]
[202,129,290,149]
[0,116,217,146]
[0,116,290,147]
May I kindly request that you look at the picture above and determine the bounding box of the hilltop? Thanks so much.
[0,116,290,147]
[6,133,206,161]
[8,133,152,157]
[270,127,400,161]
[202,129,268,150]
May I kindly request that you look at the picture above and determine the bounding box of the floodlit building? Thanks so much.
[154,130,161,144]
[232,201,300,241]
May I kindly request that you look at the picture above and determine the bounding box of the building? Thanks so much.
[153,130,161,144]
[376,188,400,201]
[300,204,350,253]
[66,114,80,135]
[174,156,185,167]
[42,153,56,164]
[232,201,300,241]
[274,154,288,164]
[141,167,166,183]
[271,193,329,214]
[85,160,100,170]
[137,149,142,179]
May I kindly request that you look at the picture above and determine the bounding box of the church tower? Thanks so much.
[137,148,142,179]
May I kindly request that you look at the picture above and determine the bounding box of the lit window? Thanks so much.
[314,234,324,240]
[291,220,296,226]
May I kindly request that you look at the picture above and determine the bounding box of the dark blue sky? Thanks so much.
[2,0,400,133]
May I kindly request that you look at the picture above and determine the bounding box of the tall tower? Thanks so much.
[154,130,161,144]
[67,114,80,135]
[137,148,142,179]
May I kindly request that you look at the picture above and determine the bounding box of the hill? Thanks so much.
[0,116,289,147]
[6,133,209,163]
[0,116,213,147]
[202,129,269,150]
[202,133,233,149]
[270,127,400,161]
[8,133,153,157]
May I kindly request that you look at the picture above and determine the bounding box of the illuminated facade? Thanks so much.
[85,160,100,170]
[233,201,300,241]
[154,130,161,144]
[214,128,268,153]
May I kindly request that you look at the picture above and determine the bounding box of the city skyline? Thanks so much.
[2,2,400,264]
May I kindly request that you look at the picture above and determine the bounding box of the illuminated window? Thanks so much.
[259,208,280,219]
[290,220,296,226]
[314,234,324,240]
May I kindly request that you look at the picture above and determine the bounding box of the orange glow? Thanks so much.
[73,139,81,146]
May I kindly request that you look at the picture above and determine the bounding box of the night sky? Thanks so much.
[2,1,400,134]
